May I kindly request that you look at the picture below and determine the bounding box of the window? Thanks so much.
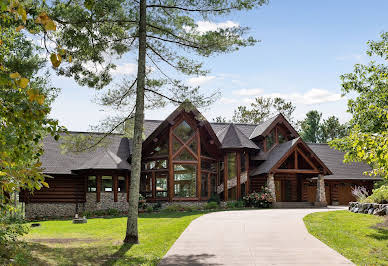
[278,131,286,144]
[88,176,96,192]
[201,172,208,198]
[102,176,113,192]
[227,153,237,180]
[176,148,195,161]
[266,130,275,150]
[118,176,126,193]
[174,120,194,142]
[210,174,217,195]
[241,152,246,172]
[174,164,197,198]
[156,172,168,198]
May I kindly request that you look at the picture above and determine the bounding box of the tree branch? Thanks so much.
[146,4,234,12]
[145,87,183,104]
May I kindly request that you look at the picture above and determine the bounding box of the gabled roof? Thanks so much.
[142,102,222,149]
[249,113,299,140]
[74,150,131,171]
[41,133,131,174]
[250,138,300,176]
[308,144,381,180]
[216,124,259,150]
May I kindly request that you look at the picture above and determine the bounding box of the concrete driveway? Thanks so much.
[159,207,352,266]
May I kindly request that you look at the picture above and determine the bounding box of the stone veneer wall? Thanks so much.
[84,192,129,212]
[25,192,130,219]
[349,202,388,216]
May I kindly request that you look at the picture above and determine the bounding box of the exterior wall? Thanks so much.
[85,192,129,212]
[25,192,129,219]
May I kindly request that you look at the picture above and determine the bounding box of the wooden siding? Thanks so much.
[21,175,85,203]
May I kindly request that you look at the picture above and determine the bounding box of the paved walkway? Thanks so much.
[159,207,352,266]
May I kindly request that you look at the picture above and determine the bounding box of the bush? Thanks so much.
[208,194,221,205]
[146,206,153,213]
[153,202,162,211]
[204,202,218,210]
[352,186,369,202]
[243,187,273,208]
[0,210,29,244]
[107,208,120,216]
[235,200,245,208]
[163,204,187,212]
[363,185,388,204]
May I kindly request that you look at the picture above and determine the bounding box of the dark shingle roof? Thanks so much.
[308,144,381,180]
[41,133,131,174]
[249,115,279,139]
[250,138,300,176]
[74,150,131,171]
[216,124,259,150]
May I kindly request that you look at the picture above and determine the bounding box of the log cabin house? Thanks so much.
[20,103,380,218]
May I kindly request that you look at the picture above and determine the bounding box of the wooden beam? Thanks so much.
[168,127,174,202]
[224,154,228,201]
[296,147,318,171]
[274,169,320,174]
[96,175,101,202]
[113,175,118,202]
[245,152,250,195]
[294,150,298,169]
[236,152,241,200]
[152,171,156,199]
[196,128,201,199]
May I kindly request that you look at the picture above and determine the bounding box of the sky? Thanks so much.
[48,0,388,131]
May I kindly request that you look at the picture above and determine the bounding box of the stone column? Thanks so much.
[315,174,327,207]
[267,173,276,203]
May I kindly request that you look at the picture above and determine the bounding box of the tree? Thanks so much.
[0,1,64,213]
[298,110,322,143]
[320,116,348,142]
[330,32,388,179]
[232,96,295,124]
[46,0,269,243]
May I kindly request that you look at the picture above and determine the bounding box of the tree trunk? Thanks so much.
[124,0,146,244]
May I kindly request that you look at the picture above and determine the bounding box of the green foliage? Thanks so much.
[362,185,388,204]
[153,202,162,211]
[330,32,388,179]
[0,210,29,244]
[232,96,295,124]
[163,204,191,212]
[145,206,153,213]
[208,193,221,205]
[298,111,347,143]
[243,187,273,208]
[204,202,218,210]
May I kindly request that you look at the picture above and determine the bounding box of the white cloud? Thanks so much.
[265,88,342,105]
[233,88,263,96]
[196,20,239,33]
[187,76,216,86]
[219,97,238,104]
[111,63,137,75]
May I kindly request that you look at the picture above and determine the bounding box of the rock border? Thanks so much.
[349,202,388,216]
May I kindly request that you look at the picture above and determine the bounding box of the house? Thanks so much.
[20,103,380,218]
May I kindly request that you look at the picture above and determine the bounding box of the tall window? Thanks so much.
[174,164,197,198]
[88,176,96,192]
[201,172,208,198]
[102,176,113,192]
[118,176,126,193]
[156,172,168,198]
[227,153,237,180]
[266,130,275,150]
[278,131,286,144]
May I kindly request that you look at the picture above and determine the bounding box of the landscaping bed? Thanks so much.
[304,210,388,265]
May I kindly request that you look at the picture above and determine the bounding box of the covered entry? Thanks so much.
[250,137,332,205]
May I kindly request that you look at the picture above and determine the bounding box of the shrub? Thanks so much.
[204,202,218,210]
[164,204,186,212]
[146,206,153,213]
[138,194,147,210]
[0,210,29,244]
[153,202,162,211]
[352,186,369,202]
[226,201,235,208]
[208,194,221,205]
[243,187,273,208]
[107,208,120,216]
[235,200,245,208]
[363,185,388,204]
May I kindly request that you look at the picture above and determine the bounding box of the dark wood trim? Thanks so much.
[294,150,298,169]
[224,154,228,201]
[274,169,320,174]
[236,152,241,199]
[245,153,249,195]
[172,160,198,164]
[96,175,101,202]
[168,126,174,202]
[152,171,156,199]
[113,175,118,202]
[200,156,217,161]
[207,172,211,198]
[196,128,201,199]
[296,147,318,171]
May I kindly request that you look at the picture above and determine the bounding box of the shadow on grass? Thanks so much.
[15,241,158,266]
[159,253,220,266]
[368,227,388,241]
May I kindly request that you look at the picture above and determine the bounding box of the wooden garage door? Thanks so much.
[337,184,356,205]
[305,183,331,204]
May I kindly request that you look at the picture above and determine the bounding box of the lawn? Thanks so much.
[9,211,204,265]
[304,210,388,265]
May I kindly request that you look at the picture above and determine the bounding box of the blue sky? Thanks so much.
[49,0,388,131]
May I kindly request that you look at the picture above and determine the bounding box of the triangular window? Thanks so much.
[175,147,196,161]
[174,120,194,142]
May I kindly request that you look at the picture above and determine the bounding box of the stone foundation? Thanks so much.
[147,201,208,209]
[85,192,129,212]
[349,202,388,216]
[25,202,80,219]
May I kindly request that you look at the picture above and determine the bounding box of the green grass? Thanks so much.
[304,210,388,265]
[9,211,204,265]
